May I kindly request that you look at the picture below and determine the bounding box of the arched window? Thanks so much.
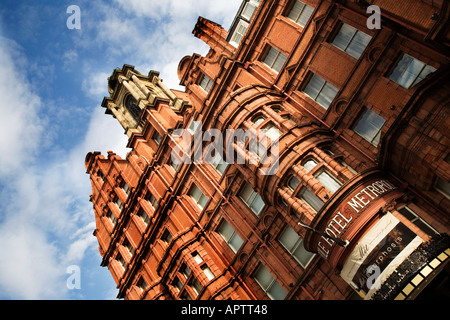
[125,95,142,121]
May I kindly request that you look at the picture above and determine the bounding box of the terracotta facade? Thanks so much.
[85,0,450,300]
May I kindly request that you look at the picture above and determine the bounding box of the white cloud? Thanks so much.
[0,36,43,178]
[83,0,241,89]
[82,71,110,100]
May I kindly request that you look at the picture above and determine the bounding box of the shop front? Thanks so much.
[305,169,450,300]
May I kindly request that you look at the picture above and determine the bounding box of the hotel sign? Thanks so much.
[315,178,399,260]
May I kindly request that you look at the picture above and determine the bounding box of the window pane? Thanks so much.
[303,74,324,100]
[316,171,341,193]
[401,57,425,88]
[389,54,414,86]
[292,241,315,266]
[190,185,202,202]
[346,31,371,59]
[353,108,385,145]
[264,47,278,68]
[332,23,355,51]
[316,82,338,109]
[253,115,266,126]
[202,265,215,281]
[389,54,435,89]
[268,281,287,300]
[218,220,234,241]
[198,194,208,209]
[239,183,254,203]
[298,4,314,27]
[303,159,317,172]
[254,265,273,290]
[301,188,324,212]
[279,226,300,251]
[413,64,436,87]
[216,162,228,175]
[229,233,244,252]
[263,123,282,142]
[272,52,287,73]
[288,176,300,190]
[436,177,450,197]
[242,2,257,20]
[250,194,265,215]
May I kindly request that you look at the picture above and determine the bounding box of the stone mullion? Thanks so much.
[292,163,322,194]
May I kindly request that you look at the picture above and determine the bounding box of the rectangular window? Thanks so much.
[435,177,450,199]
[162,229,172,244]
[299,187,324,212]
[208,150,228,175]
[199,74,213,93]
[278,225,315,267]
[230,20,249,47]
[168,156,181,172]
[115,197,124,211]
[180,264,192,279]
[123,238,135,257]
[116,253,126,270]
[189,184,208,210]
[398,206,438,236]
[180,291,192,300]
[153,131,162,145]
[353,107,386,146]
[315,170,342,194]
[218,220,244,253]
[241,0,259,20]
[332,23,372,59]
[262,46,287,73]
[188,277,203,295]
[287,0,314,27]
[201,265,215,281]
[253,264,287,300]
[302,73,338,109]
[138,209,150,226]
[122,182,131,197]
[262,123,282,142]
[389,53,436,89]
[137,277,147,292]
[107,210,117,226]
[145,192,158,210]
[239,182,266,215]
[172,277,183,291]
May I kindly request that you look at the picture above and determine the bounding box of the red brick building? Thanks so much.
[85,0,450,300]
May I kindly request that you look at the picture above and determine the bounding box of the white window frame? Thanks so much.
[230,19,249,47]
[286,0,314,27]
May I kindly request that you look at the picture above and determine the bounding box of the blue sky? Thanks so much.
[0,0,241,299]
